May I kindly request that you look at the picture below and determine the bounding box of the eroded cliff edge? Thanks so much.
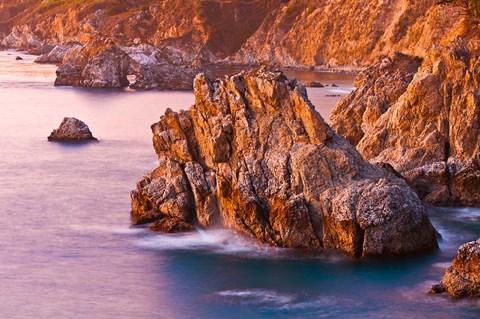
[330,38,480,206]
[131,68,438,257]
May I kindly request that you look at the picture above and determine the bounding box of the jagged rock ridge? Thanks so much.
[131,68,438,257]
[330,38,480,206]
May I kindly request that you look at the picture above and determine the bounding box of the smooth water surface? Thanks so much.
[0,51,479,318]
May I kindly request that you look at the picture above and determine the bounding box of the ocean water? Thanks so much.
[0,50,479,318]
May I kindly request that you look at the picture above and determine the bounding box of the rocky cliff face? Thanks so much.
[130,68,438,257]
[0,0,472,68]
[330,38,480,206]
[431,239,480,298]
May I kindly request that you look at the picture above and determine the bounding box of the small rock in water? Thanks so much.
[48,117,97,142]
[149,218,196,233]
[15,56,23,60]
[304,81,324,87]
[331,83,338,87]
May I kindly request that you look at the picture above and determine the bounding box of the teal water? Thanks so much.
[0,50,479,318]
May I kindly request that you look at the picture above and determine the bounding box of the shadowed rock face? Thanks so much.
[431,239,480,298]
[131,68,438,257]
[330,38,480,206]
[48,117,97,142]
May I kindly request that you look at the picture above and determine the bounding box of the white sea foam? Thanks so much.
[133,228,280,258]
[69,224,145,235]
[217,289,296,305]
[215,289,347,313]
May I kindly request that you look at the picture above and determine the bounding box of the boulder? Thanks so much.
[130,67,438,257]
[48,117,97,142]
[430,239,480,298]
[54,39,131,88]
[330,39,480,206]
[15,56,23,61]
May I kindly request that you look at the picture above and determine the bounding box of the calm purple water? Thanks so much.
[1,50,479,319]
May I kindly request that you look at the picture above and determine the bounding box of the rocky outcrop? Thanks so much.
[53,39,200,90]
[35,44,81,64]
[1,25,41,49]
[430,239,480,298]
[48,117,97,142]
[130,68,438,257]
[330,38,480,206]
[330,52,423,147]
[54,39,131,88]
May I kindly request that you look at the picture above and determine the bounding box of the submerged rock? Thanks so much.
[150,218,196,233]
[330,39,480,206]
[130,67,438,257]
[48,117,97,142]
[430,239,480,298]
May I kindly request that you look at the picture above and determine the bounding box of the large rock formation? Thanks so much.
[430,239,480,298]
[54,39,131,88]
[54,39,200,90]
[48,117,97,142]
[131,68,438,257]
[330,38,480,206]
[1,25,41,49]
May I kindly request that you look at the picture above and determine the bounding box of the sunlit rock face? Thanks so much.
[131,68,438,257]
[0,1,469,68]
[330,38,480,206]
[431,239,480,298]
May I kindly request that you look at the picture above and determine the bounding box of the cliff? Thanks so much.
[130,68,438,257]
[0,0,473,68]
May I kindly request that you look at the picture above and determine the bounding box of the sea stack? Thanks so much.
[130,67,438,257]
[48,117,97,142]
